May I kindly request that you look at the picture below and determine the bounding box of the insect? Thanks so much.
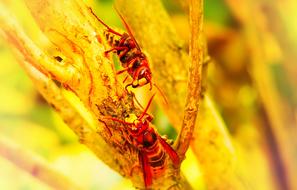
[103,94,180,187]
[89,8,167,103]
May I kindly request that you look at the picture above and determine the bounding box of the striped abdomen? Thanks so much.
[145,140,167,177]
[141,130,168,177]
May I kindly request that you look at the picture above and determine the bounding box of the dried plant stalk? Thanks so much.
[175,0,204,158]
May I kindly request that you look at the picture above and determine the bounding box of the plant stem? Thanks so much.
[175,0,204,159]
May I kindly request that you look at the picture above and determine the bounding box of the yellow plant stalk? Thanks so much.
[0,1,118,173]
